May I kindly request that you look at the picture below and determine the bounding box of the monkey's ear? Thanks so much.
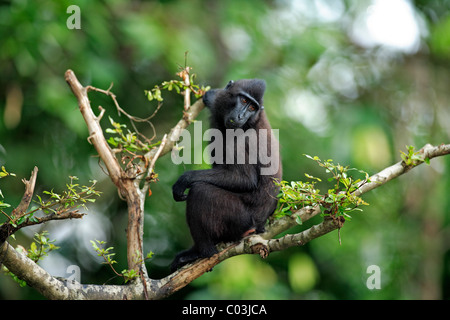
[225,80,234,89]
[248,79,266,103]
[203,89,217,108]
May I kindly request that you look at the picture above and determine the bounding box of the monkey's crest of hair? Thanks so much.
[226,79,266,106]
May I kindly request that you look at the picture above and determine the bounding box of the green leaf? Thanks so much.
[0,166,15,178]
[144,90,153,101]
[0,201,11,208]
[30,242,37,252]
[105,128,117,134]
[153,88,163,102]
[305,173,321,181]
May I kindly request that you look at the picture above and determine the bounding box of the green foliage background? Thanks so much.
[0,0,449,299]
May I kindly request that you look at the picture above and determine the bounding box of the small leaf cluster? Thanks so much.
[400,145,430,166]
[2,231,59,287]
[91,240,154,284]
[106,117,160,154]
[107,67,209,171]
[144,72,209,102]
[274,179,321,223]
[275,155,370,222]
[0,166,15,213]
[26,231,59,263]
[0,166,15,179]
[91,239,117,265]
[1,176,101,228]
[37,176,101,214]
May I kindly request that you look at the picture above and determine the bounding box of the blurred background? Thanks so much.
[0,0,449,300]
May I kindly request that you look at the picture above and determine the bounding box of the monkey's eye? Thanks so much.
[248,105,256,112]
[240,97,248,104]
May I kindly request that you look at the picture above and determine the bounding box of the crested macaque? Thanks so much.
[171,79,282,271]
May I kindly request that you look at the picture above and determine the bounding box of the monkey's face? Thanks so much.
[203,79,266,129]
[224,92,261,128]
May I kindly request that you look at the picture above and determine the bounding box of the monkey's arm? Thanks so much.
[172,165,258,201]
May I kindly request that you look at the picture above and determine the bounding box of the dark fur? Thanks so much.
[170,79,282,271]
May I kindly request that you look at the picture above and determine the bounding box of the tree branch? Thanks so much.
[0,241,152,300]
[64,69,205,275]
[0,167,85,246]
[62,69,207,296]
[353,143,450,197]
[0,167,38,244]
[156,143,450,298]
[11,166,38,220]
[65,70,123,188]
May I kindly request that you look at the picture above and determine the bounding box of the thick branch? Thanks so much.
[0,241,71,299]
[65,69,148,274]
[0,241,152,300]
[65,70,122,188]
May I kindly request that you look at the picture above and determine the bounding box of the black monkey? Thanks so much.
[170,79,282,271]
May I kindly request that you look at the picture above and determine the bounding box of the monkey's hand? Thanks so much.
[172,173,191,202]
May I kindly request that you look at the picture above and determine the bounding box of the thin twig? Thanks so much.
[86,84,160,144]
[11,166,38,220]
[147,134,167,177]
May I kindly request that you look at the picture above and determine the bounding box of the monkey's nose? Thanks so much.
[226,118,240,128]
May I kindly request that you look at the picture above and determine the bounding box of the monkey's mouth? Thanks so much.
[225,118,243,129]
